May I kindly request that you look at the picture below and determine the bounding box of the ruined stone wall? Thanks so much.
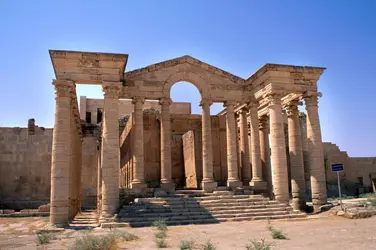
[0,126,52,209]
[324,142,376,196]
[0,122,99,209]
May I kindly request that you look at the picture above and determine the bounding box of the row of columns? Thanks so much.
[50,80,82,226]
[234,92,326,211]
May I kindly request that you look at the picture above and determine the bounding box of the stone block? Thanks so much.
[201,181,217,192]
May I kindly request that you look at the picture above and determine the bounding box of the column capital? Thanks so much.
[223,100,237,107]
[159,97,172,106]
[132,97,145,104]
[236,106,249,116]
[102,82,122,98]
[199,99,213,107]
[303,92,322,107]
[258,115,269,130]
[285,100,302,117]
[266,93,282,106]
[52,80,75,98]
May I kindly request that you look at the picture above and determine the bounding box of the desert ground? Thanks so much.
[0,211,375,250]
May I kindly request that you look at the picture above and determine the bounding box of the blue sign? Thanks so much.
[331,163,344,172]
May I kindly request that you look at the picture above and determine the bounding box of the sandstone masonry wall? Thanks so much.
[0,127,52,209]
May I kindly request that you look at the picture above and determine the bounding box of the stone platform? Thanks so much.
[114,190,305,227]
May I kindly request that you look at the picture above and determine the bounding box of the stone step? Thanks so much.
[121,203,288,214]
[118,210,290,221]
[119,206,291,217]
[117,213,306,227]
[121,202,284,213]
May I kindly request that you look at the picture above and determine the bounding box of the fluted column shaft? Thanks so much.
[259,116,273,197]
[268,94,289,204]
[239,108,251,184]
[225,101,242,188]
[286,101,306,210]
[304,93,327,210]
[131,97,146,188]
[100,82,121,219]
[50,80,74,226]
[200,100,217,192]
[249,102,267,191]
[160,98,175,192]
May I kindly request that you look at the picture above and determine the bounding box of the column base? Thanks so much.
[201,181,217,192]
[130,182,148,193]
[161,182,175,193]
[227,180,242,188]
[249,180,267,192]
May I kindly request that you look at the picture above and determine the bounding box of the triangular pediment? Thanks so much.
[125,55,245,84]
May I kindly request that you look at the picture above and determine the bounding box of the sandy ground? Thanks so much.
[0,213,376,250]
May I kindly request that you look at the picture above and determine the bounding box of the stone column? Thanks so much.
[286,100,306,211]
[97,138,102,213]
[299,113,310,194]
[131,97,147,190]
[239,108,251,184]
[259,115,273,198]
[160,98,175,192]
[268,93,289,204]
[200,100,217,192]
[304,92,327,210]
[249,101,267,191]
[100,82,121,220]
[224,101,242,188]
[50,80,74,226]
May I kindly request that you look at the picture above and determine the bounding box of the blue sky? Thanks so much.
[0,1,375,156]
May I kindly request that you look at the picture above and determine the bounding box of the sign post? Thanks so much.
[331,163,344,210]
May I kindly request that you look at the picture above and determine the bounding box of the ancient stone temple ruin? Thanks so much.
[46,49,330,226]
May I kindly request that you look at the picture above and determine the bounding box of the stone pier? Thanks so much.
[248,101,267,191]
[50,80,74,226]
[268,93,289,204]
[131,97,147,190]
[286,100,306,211]
[225,101,242,188]
[239,107,251,185]
[100,82,121,220]
[160,98,175,192]
[304,92,327,210]
[200,100,217,192]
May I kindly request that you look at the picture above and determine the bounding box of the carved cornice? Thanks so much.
[53,80,74,98]
[124,55,246,84]
[102,82,122,98]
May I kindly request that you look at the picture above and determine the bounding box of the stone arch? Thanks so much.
[162,71,210,100]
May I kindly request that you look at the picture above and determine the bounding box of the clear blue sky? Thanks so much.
[1,1,375,156]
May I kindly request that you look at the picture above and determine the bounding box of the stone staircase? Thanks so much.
[116,190,305,227]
